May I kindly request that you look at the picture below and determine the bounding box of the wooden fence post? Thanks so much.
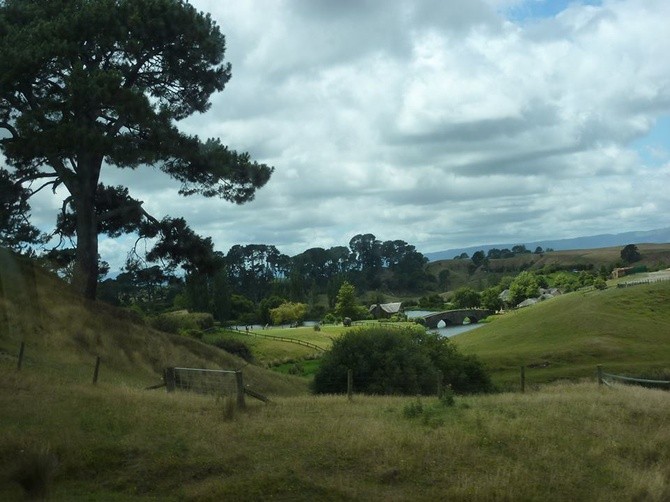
[436,370,443,398]
[597,365,603,386]
[165,367,176,393]
[235,371,246,409]
[92,355,101,384]
[17,341,25,371]
[520,365,526,393]
[347,369,353,401]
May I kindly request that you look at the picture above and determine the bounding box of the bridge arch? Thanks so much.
[422,309,493,329]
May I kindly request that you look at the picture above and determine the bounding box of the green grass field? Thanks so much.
[4,250,670,499]
[454,280,670,388]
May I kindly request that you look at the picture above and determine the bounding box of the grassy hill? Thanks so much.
[453,279,670,388]
[3,249,670,499]
[0,249,308,396]
[427,243,670,292]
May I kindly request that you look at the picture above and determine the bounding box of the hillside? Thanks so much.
[0,248,308,396]
[3,250,670,498]
[427,243,670,292]
[453,278,670,387]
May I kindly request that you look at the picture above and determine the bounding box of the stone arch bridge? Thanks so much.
[422,309,493,329]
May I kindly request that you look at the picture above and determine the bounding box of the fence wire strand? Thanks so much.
[602,372,670,389]
[173,367,238,396]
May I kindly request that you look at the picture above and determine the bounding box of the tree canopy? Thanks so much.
[0,0,273,298]
[620,244,641,264]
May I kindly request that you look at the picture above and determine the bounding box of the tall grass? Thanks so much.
[2,363,670,500]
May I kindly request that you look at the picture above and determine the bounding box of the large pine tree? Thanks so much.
[0,0,273,299]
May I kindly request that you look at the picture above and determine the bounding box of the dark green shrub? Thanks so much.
[313,325,493,396]
[440,387,455,407]
[313,325,435,395]
[593,278,607,290]
[150,311,214,333]
[194,313,215,330]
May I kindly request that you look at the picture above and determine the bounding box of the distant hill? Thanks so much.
[424,227,670,262]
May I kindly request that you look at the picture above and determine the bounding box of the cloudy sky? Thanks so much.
[29,0,670,270]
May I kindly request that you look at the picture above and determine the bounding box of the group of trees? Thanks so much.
[459,245,556,273]
[455,244,554,263]
[450,265,610,311]
[0,1,433,324]
[95,234,431,324]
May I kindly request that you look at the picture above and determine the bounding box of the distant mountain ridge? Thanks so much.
[423,227,670,262]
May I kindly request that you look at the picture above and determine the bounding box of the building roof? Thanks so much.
[369,302,403,314]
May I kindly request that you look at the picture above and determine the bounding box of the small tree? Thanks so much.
[270,302,308,325]
[334,281,358,320]
[509,271,540,306]
[480,287,503,311]
[451,287,481,309]
[620,244,641,264]
[471,250,487,268]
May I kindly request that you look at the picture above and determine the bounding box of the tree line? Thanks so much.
[96,233,433,324]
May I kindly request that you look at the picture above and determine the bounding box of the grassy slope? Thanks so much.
[453,280,670,387]
[4,250,670,498]
[426,243,670,292]
[0,249,308,396]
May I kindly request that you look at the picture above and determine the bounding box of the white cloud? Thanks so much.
[19,0,670,264]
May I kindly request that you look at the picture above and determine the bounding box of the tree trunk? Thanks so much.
[71,157,102,300]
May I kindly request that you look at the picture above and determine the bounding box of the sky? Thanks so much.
[26,0,670,271]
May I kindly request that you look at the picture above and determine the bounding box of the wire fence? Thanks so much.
[598,366,670,390]
[617,276,670,288]
[1,340,105,384]
[231,329,326,352]
[168,366,238,395]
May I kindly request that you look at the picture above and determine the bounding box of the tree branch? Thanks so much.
[96,200,159,226]
[0,121,18,138]
[29,178,59,197]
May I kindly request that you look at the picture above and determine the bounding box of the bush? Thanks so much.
[322,313,337,324]
[312,325,492,395]
[213,338,254,363]
[149,311,214,333]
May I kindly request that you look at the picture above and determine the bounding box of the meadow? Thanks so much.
[454,280,670,388]
[2,366,670,500]
[3,251,670,499]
